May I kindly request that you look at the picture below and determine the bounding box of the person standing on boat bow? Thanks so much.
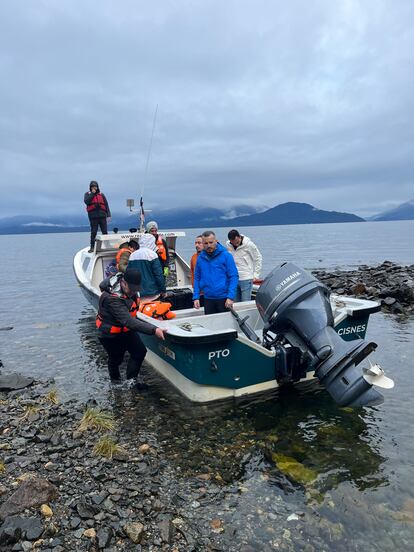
[97,268,166,387]
[193,230,238,315]
[84,181,111,252]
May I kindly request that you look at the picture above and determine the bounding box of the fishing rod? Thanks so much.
[139,104,158,232]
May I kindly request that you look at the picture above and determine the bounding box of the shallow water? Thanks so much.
[1,222,414,550]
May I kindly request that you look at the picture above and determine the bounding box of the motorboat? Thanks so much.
[74,231,393,407]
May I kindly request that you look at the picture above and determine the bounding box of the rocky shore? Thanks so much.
[312,261,414,315]
[1,382,238,552]
[1,381,332,552]
[2,379,396,552]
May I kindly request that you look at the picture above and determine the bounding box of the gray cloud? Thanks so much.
[1,0,413,219]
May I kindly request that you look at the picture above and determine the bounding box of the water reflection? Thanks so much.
[247,387,387,494]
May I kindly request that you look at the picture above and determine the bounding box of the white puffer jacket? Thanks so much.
[226,236,262,280]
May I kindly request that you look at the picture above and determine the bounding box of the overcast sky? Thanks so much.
[1,0,413,219]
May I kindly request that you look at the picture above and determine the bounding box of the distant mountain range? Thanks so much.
[0,199,412,234]
[370,199,414,221]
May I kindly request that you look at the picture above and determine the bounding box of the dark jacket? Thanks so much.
[84,191,111,219]
[97,276,156,338]
[127,248,166,297]
[193,242,238,300]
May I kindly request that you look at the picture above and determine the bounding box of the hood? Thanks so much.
[139,233,157,251]
[201,241,227,259]
[226,235,251,250]
[99,273,122,294]
[89,181,100,192]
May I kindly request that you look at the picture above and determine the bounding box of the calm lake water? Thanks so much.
[1,220,413,550]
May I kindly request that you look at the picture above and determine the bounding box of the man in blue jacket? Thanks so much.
[193,230,238,315]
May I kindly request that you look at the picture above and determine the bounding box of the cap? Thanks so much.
[123,268,141,292]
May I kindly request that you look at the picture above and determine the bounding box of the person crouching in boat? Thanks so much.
[116,239,139,273]
[97,268,166,388]
[127,234,167,302]
[84,181,111,253]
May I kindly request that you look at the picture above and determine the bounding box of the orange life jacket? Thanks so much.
[86,193,107,213]
[115,246,132,270]
[96,293,138,334]
[138,301,176,320]
[156,237,167,262]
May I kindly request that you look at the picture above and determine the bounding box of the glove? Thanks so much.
[163,267,169,277]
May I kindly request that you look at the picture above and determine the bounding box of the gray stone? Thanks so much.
[0,374,34,392]
[97,526,113,548]
[70,517,81,528]
[76,500,99,519]
[0,516,43,544]
[158,517,174,543]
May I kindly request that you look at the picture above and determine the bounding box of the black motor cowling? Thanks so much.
[255,262,384,407]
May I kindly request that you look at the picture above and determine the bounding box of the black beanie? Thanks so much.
[123,268,141,291]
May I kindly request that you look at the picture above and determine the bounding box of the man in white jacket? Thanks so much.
[226,229,263,302]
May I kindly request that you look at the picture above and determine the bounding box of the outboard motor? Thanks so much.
[256,262,387,407]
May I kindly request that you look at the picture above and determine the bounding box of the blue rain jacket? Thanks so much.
[193,242,238,300]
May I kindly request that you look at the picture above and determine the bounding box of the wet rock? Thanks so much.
[97,526,113,548]
[0,516,43,544]
[158,516,174,543]
[0,477,58,519]
[313,261,414,314]
[0,374,34,392]
[70,517,81,529]
[76,500,99,519]
[351,283,367,295]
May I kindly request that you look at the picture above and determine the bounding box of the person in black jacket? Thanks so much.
[97,268,166,387]
[84,181,111,252]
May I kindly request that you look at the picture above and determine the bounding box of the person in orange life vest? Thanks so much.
[116,239,139,273]
[146,221,170,276]
[84,181,111,252]
[97,268,166,386]
[190,235,203,285]
[190,235,205,307]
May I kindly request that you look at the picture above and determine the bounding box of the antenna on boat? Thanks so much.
[126,105,158,232]
[139,104,158,232]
